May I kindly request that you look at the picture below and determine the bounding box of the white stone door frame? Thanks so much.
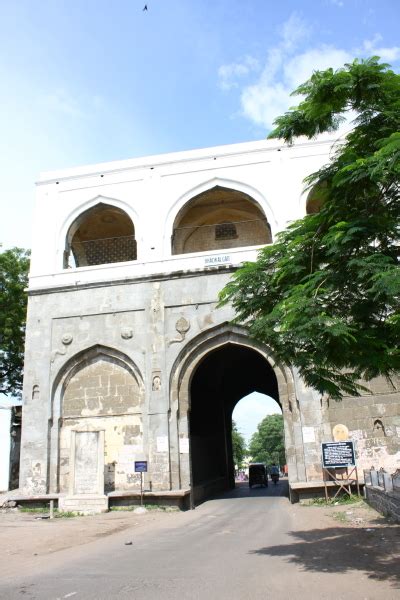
[69,428,105,496]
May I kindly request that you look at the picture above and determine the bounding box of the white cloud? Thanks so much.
[280,12,311,52]
[218,55,260,91]
[241,42,352,130]
[361,34,400,62]
[283,46,351,89]
[241,82,292,130]
[218,13,400,131]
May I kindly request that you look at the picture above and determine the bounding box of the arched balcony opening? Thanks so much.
[64,203,137,268]
[306,183,327,215]
[171,186,271,255]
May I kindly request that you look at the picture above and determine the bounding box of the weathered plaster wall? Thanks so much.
[20,137,400,498]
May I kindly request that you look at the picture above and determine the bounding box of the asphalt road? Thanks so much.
[1,481,398,600]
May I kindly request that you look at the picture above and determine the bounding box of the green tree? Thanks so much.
[0,247,30,397]
[248,414,285,466]
[232,420,247,469]
[220,57,400,399]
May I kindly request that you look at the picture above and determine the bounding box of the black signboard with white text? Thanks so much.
[321,441,355,469]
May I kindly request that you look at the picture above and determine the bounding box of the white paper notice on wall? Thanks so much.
[349,429,363,441]
[156,436,168,452]
[302,426,315,444]
[179,438,189,454]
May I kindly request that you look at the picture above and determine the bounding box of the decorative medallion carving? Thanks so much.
[51,333,74,362]
[121,327,133,340]
[169,316,190,345]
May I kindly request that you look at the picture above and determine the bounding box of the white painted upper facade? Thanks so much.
[29,135,336,291]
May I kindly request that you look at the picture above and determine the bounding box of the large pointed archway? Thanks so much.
[190,344,279,490]
[169,325,304,504]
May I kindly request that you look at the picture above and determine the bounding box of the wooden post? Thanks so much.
[323,469,329,502]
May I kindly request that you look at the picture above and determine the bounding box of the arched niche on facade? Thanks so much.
[306,183,327,215]
[64,203,137,268]
[171,186,272,255]
[48,345,145,494]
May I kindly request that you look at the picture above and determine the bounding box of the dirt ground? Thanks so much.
[292,498,400,588]
[0,506,178,580]
[0,497,399,586]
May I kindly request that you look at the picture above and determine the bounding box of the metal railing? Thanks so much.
[69,235,137,267]
[172,218,271,254]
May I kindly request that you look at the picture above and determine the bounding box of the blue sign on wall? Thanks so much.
[135,461,148,473]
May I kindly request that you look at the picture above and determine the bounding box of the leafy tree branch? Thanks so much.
[0,247,30,397]
[220,58,399,399]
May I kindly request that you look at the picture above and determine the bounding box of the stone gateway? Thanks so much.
[19,138,400,506]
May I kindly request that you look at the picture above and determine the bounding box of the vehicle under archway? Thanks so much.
[189,343,280,497]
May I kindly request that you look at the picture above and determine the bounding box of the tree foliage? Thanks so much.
[232,420,247,468]
[248,414,285,466]
[220,57,400,399]
[0,247,30,397]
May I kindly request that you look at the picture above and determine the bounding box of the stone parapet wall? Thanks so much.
[365,485,400,524]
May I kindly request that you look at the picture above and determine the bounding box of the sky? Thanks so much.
[232,393,281,444]
[0,0,399,251]
[0,1,399,463]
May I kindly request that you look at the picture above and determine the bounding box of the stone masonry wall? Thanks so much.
[365,486,400,524]
[60,358,143,492]
[328,376,400,476]
[19,269,400,496]
[176,219,270,254]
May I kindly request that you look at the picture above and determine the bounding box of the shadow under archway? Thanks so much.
[190,344,279,496]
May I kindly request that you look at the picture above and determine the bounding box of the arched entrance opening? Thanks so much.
[232,392,284,472]
[189,344,280,494]
[305,183,327,215]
